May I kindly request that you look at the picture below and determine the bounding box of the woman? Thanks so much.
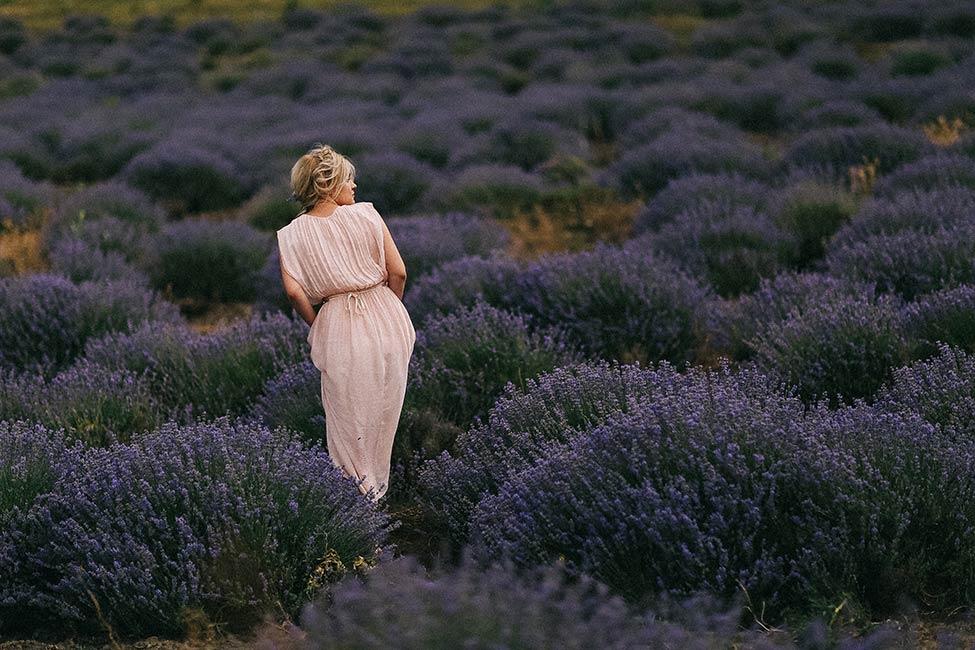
[276,143,416,503]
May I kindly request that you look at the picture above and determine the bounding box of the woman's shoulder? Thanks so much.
[352,201,379,214]
[351,201,384,223]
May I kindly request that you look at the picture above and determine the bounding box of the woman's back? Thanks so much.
[276,202,387,304]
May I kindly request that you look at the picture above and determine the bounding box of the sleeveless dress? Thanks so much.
[276,201,416,502]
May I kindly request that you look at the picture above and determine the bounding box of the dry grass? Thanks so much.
[502,192,642,261]
[0,227,47,276]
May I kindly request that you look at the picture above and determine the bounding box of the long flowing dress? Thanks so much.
[276,201,416,502]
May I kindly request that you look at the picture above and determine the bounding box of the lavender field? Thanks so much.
[2,0,975,647]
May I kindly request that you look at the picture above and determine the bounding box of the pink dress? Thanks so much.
[276,201,416,502]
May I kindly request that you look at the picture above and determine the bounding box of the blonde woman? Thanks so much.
[276,144,416,503]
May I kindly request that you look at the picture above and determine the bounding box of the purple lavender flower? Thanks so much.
[0,416,394,637]
[145,218,271,303]
[829,187,975,251]
[874,154,975,197]
[407,300,582,431]
[386,212,509,280]
[903,285,975,359]
[825,222,975,301]
[632,171,771,235]
[0,273,182,375]
[784,124,932,179]
[468,363,870,618]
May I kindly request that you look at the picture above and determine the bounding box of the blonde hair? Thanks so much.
[289,143,356,214]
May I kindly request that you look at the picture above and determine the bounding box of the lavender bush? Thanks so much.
[750,290,909,405]
[469,364,872,619]
[829,187,975,251]
[46,237,144,283]
[875,344,975,438]
[631,172,771,236]
[515,242,717,364]
[0,420,81,529]
[0,160,55,231]
[146,219,271,303]
[123,141,250,215]
[873,154,975,196]
[269,551,836,650]
[0,360,168,447]
[0,417,394,638]
[386,212,509,280]
[420,360,695,547]
[768,180,858,269]
[783,124,932,179]
[605,128,771,201]
[406,300,581,432]
[642,202,794,297]
[791,100,884,131]
[718,272,877,361]
[40,180,163,252]
[81,312,308,422]
[403,253,524,325]
[0,273,182,375]
[249,360,326,447]
[825,223,975,301]
[819,404,975,614]
[424,164,544,218]
[903,285,975,358]
[353,151,439,215]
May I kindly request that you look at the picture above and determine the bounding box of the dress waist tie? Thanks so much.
[324,279,387,317]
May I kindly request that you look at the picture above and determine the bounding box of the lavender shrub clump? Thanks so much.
[750,290,909,405]
[123,140,251,215]
[403,253,524,325]
[873,154,975,196]
[469,364,872,617]
[830,187,975,251]
[276,551,807,650]
[0,160,55,230]
[249,360,325,447]
[783,124,932,178]
[1,360,169,447]
[875,344,975,438]
[80,312,308,422]
[515,242,717,364]
[424,163,544,218]
[0,273,182,375]
[420,361,718,547]
[0,421,82,529]
[385,212,509,280]
[819,404,975,613]
[718,272,877,361]
[353,151,439,215]
[605,128,771,201]
[631,172,771,235]
[40,180,163,254]
[903,285,975,358]
[47,237,145,283]
[406,300,582,431]
[825,223,975,301]
[146,219,271,303]
[0,417,394,638]
[641,202,795,297]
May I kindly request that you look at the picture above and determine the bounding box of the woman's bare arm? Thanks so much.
[380,219,407,300]
[280,258,318,326]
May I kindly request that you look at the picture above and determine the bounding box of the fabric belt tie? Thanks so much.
[324,279,387,318]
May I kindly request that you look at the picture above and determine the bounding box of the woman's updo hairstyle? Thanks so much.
[290,143,356,214]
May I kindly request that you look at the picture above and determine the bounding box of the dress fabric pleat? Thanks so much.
[276,202,416,501]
